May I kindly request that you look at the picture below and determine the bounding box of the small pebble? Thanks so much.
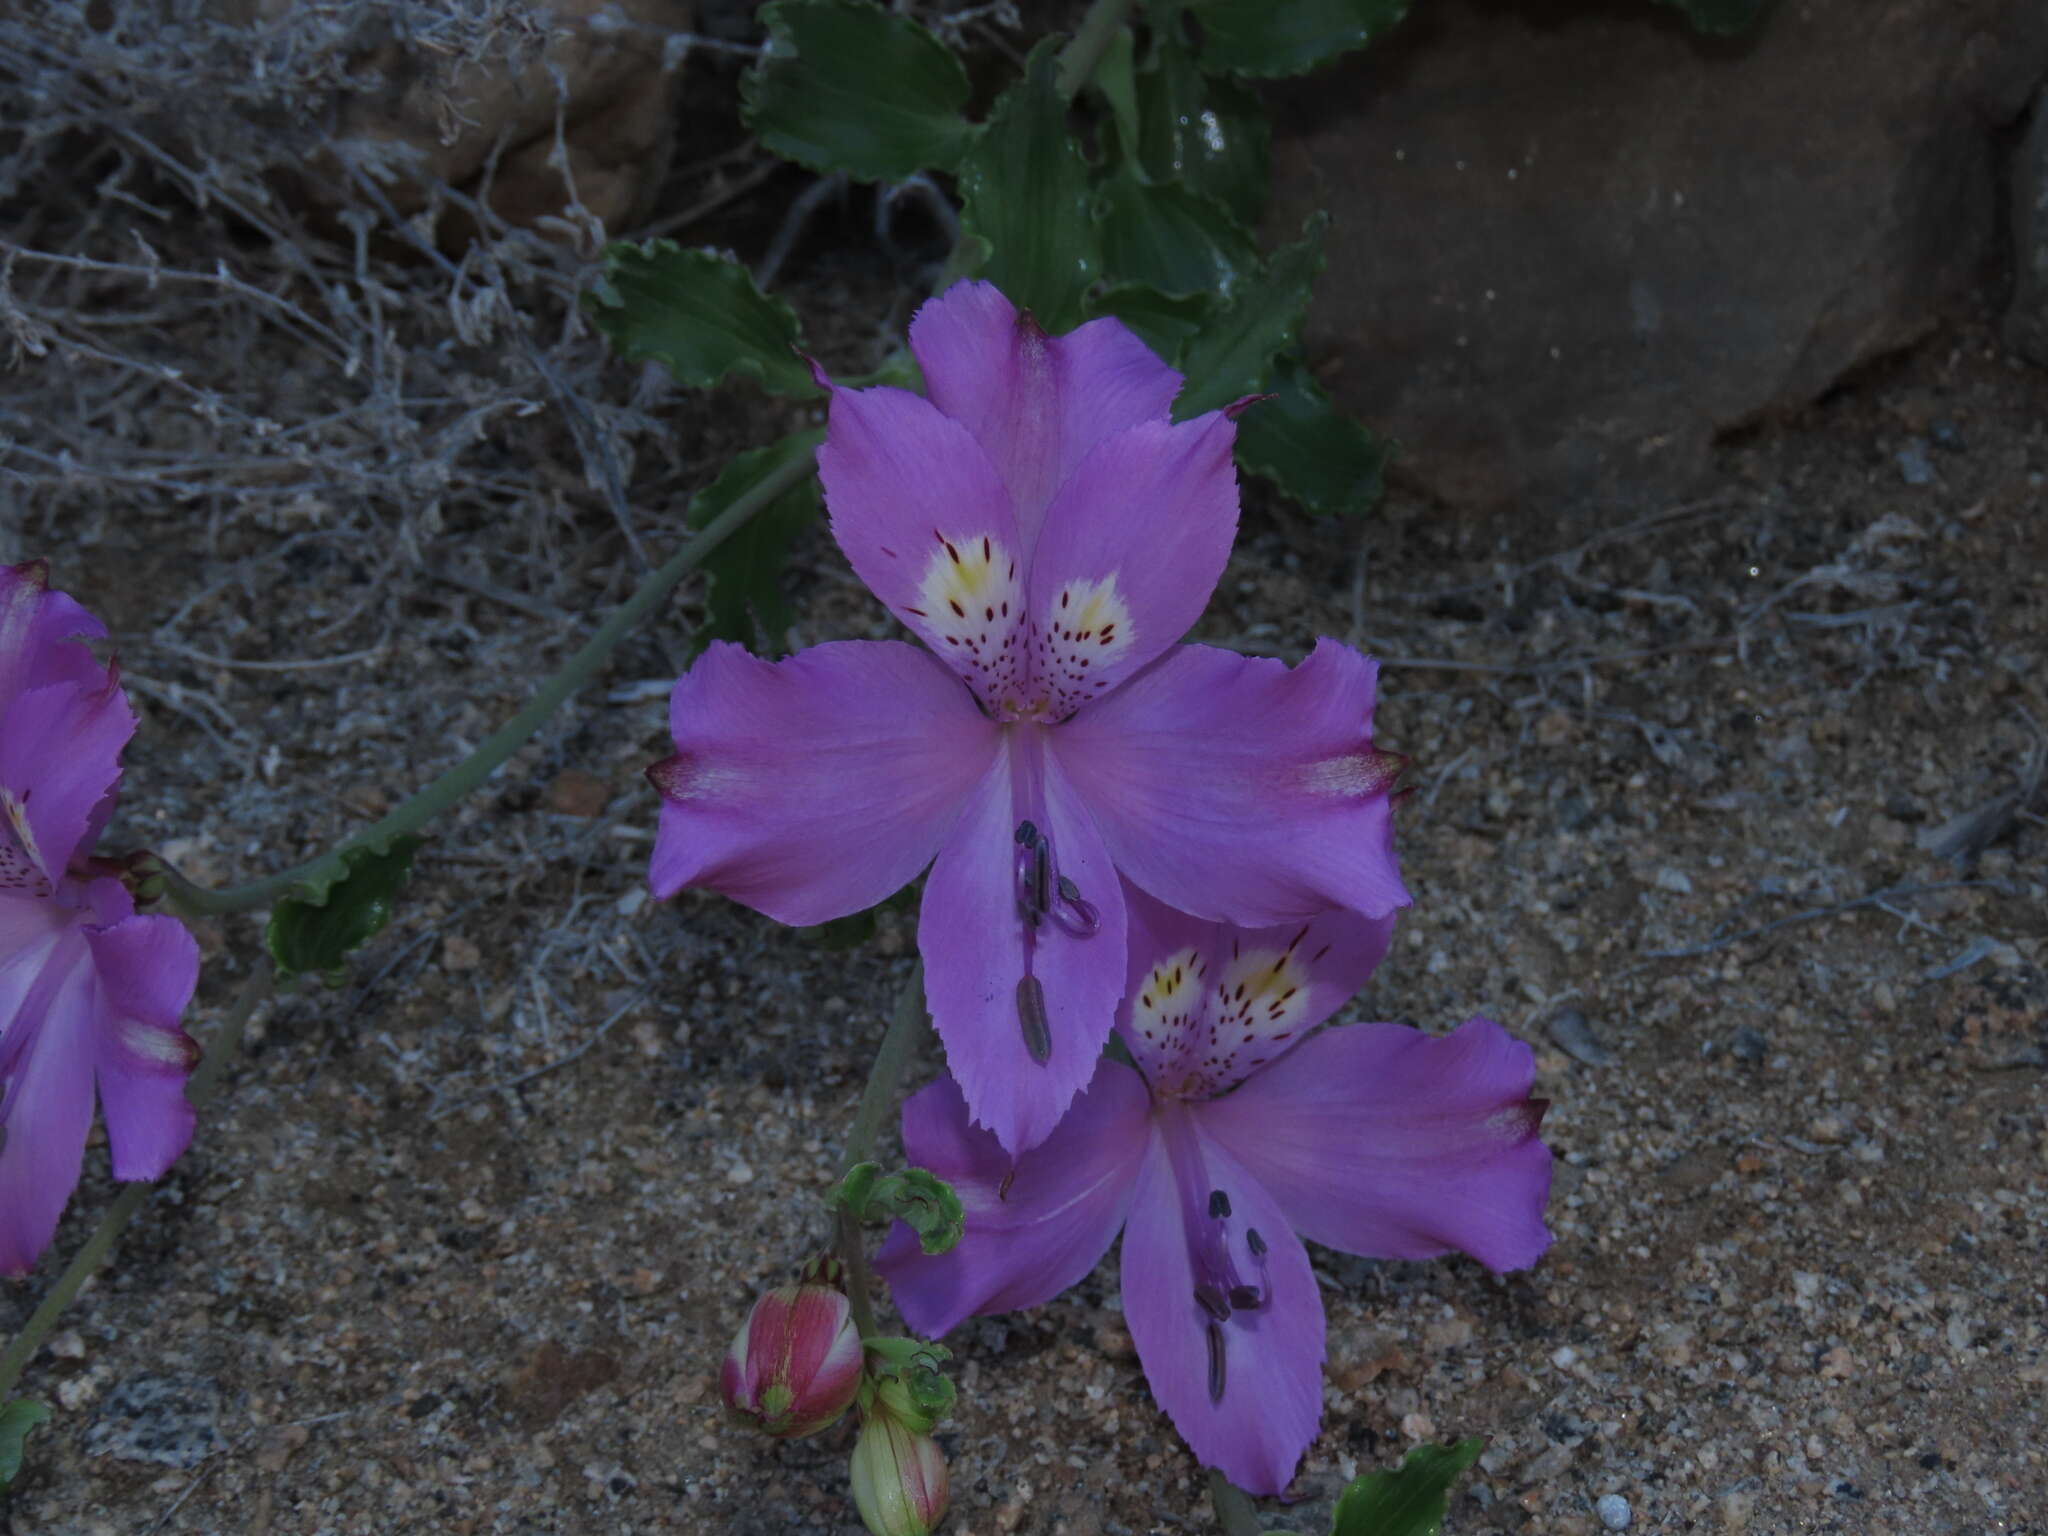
[1896,439,1935,485]
[1654,866,1693,894]
[1597,1493,1633,1530]
[1731,1027,1768,1064]
[1547,1009,1615,1068]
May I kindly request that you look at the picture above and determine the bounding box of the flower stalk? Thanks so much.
[162,448,818,918]
[836,962,930,1341]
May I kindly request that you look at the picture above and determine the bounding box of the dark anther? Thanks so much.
[1194,1283,1231,1323]
[1208,1189,1231,1220]
[1246,1228,1267,1257]
[1056,874,1083,903]
[1228,1285,1263,1311]
[1016,976,1052,1064]
[998,1166,1017,1202]
[1206,1322,1226,1402]
[1014,820,1039,847]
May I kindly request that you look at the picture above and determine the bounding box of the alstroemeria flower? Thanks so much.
[648,282,1407,1153]
[874,886,1553,1495]
[1,561,200,1277]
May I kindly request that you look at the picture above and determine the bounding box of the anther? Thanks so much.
[1194,1283,1231,1323]
[1016,976,1052,1064]
[1014,820,1039,847]
[1206,1323,1227,1402]
[1228,1284,1262,1311]
[1246,1228,1267,1257]
[1208,1189,1231,1220]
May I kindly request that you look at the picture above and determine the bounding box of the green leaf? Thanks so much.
[1134,28,1271,225]
[1651,0,1774,34]
[0,1400,50,1494]
[266,836,421,985]
[1085,282,1216,365]
[1174,212,1327,418]
[742,0,973,181]
[1095,170,1261,302]
[1235,354,1388,517]
[1186,0,1410,78]
[834,1162,966,1255]
[957,40,1100,334]
[1329,1438,1485,1536]
[584,241,818,398]
[1092,27,1144,162]
[686,429,825,657]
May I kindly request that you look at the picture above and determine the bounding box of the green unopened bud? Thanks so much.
[850,1405,949,1536]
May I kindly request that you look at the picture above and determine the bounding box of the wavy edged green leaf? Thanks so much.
[1651,0,1775,33]
[1134,26,1271,224]
[1085,281,1216,365]
[1235,354,1388,516]
[1187,0,1410,78]
[687,428,825,657]
[0,1400,50,1494]
[743,0,973,181]
[584,241,817,398]
[957,40,1100,334]
[1329,1438,1485,1536]
[1096,170,1261,302]
[266,836,421,985]
[1174,212,1326,418]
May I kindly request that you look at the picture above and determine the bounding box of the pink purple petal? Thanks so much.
[1053,639,1409,927]
[0,678,136,882]
[1119,1105,1324,1496]
[84,902,202,1182]
[1199,1017,1554,1273]
[1021,413,1239,713]
[875,1062,1151,1337]
[917,731,1129,1154]
[816,380,1033,709]
[649,640,998,925]
[0,561,107,711]
[909,282,1185,544]
[1118,883,1394,1097]
[0,933,96,1276]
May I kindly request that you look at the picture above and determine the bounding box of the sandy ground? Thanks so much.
[3,220,2046,1536]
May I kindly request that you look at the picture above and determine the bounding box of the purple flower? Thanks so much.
[873,886,1553,1495]
[0,561,200,1277]
[648,282,1407,1153]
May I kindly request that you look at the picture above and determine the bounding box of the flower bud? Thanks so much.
[850,1407,949,1536]
[720,1283,863,1438]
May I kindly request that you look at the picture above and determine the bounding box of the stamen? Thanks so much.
[1015,976,1052,1064]
[1050,875,1099,937]
[1246,1227,1267,1257]
[1194,1283,1231,1323]
[1206,1323,1226,1402]
[1014,820,1039,847]
[1228,1284,1262,1311]
[1208,1189,1231,1220]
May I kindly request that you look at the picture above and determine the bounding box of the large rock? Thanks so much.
[1268,0,2048,510]
[2005,89,2048,366]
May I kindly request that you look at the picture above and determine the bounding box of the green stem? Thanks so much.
[163,449,818,918]
[838,963,929,1340]
[1056,0,1137,100]
[0,962,275,1400]
[1207,1470,1263,1536]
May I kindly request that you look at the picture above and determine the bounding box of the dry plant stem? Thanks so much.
[1056,0,1137,99]
[0,961,276,1401]
[162,449,818,918]
[1206,1469,1262,1536]
[837,962,930,1340]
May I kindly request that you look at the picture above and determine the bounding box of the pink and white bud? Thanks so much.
[720,1283,863,1438]
[850,1406,949,1536]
